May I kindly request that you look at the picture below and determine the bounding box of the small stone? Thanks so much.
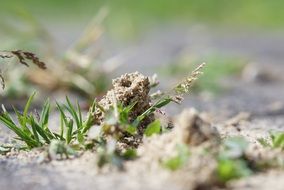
[174,108,220,146]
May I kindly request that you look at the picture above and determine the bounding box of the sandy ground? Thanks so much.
[1,25,284,190]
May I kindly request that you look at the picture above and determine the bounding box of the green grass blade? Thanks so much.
[0,115,38,148]
[82,122,93,134]
[272,133,284,148]
[13,106,31,135]
[59,112,64,139]
[77,100,82,127]
[82,100,98,134]
[29,117,40,143]
[17,92,37,135]
[65,97,81,130]
[40,99,50,128]
[124,101,137,114]
[136,97,172,124]
[144,120,161,137]
[24,92,36,118]
[57,102,74,144]
[1,107,18,125]
[30,117,51,144]
[66,119,74,144]
[56,102,68,124]
[0,115,26,138]
[53,133,65,140]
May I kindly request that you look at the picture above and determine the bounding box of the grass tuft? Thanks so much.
[0,92,95,149]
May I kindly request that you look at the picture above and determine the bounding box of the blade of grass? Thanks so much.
[65,97,82,129]
[77,100,82,128]
[56,102,68,125]
[13,106,31,135]
[59,112,64,139]
[57,102,74,144]
[29,116,40,144]
[135,97,172,125]
[17,92,37,134]
[30,117,51,144]
[66,118,74,144]
[24,92,36,117]
[39,99,50,128]
[144,120,161,137]
[0,115,27,139]
[0,115,38,148]
[82,100,98,134]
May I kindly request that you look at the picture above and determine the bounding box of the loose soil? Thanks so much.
[1,26,284,190]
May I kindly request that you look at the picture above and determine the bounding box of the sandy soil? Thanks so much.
[1,26,284,190]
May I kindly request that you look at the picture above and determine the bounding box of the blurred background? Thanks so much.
[0,0,284,117]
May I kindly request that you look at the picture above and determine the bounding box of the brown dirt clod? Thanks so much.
[94,72,154,134]
[174,108,220,146]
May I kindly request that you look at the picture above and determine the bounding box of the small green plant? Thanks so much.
[258,132,284,149]
[48,139,77,160]
[144,120,161,137]
[94,137,138,169]
[99,101,140,138]
[0,92,96,149]
[0,92,53,148]
[217,137,252,183]
[217,159,252,183]
[56,97,98,145]
[162,143,190,171]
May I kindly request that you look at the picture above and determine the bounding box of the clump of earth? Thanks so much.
[94,72,154,134]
